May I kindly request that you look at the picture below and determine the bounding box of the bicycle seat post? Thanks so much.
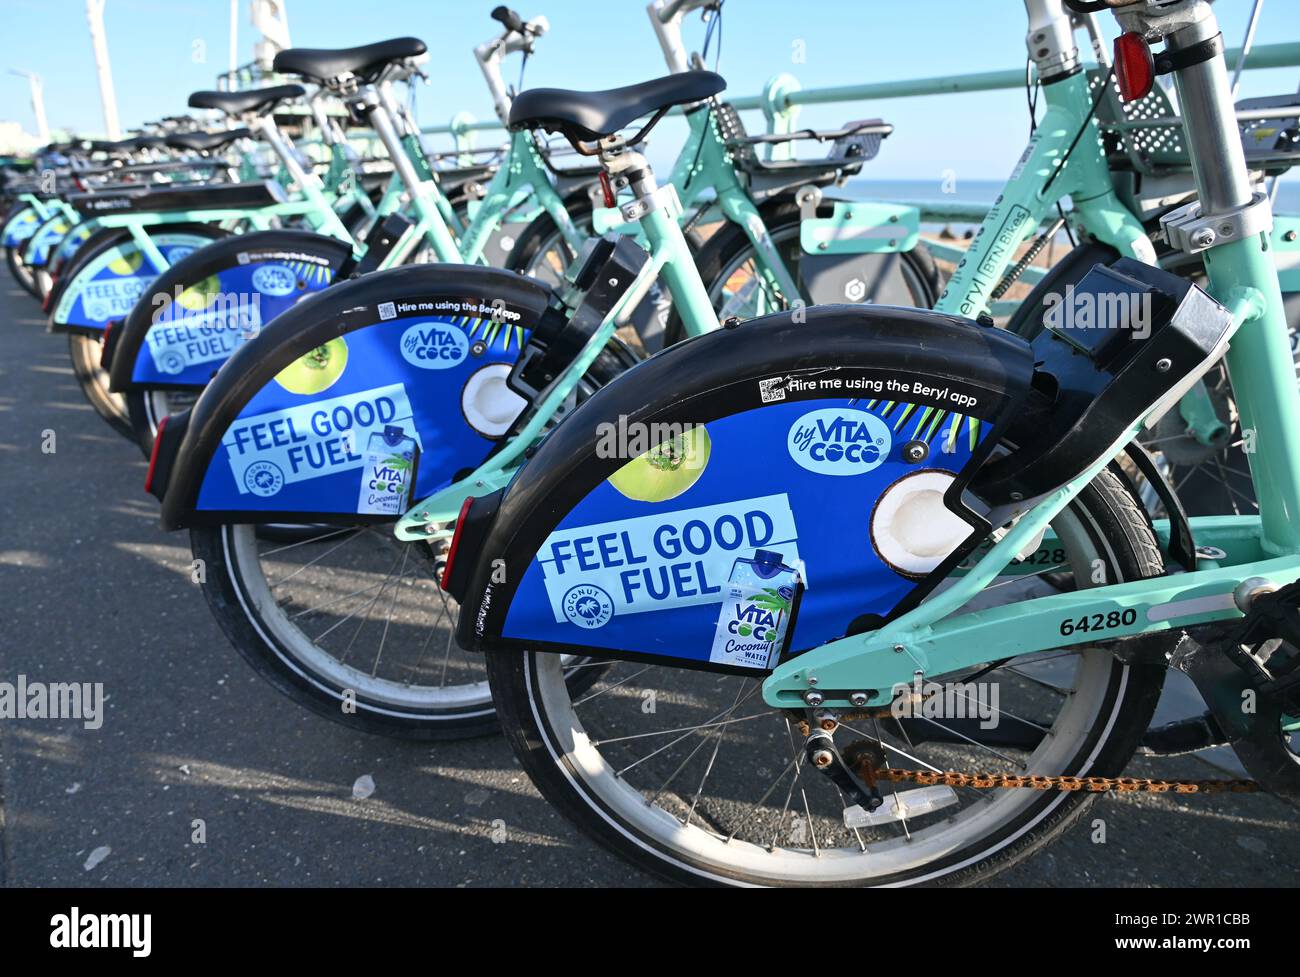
[352,81,433,205]
[1025,0,1081,82]
[1155,4,1253,217]
[307,89,346,149]
[250,111,319,196]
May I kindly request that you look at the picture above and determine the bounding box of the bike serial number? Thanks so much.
[1058,608,1138,637]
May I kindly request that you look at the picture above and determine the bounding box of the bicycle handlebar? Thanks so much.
[491,6,527,34]
[1064,0,1138,13]
[653,0,719,23]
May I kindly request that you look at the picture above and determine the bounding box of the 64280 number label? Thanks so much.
[1058,608,1137,637]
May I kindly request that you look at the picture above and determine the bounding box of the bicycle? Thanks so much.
[105,14,602,457]
[144,65,736,739]
[41,84,375,438]
[107,4,938,745]
[517,0,937,350]
[431,0,1300,886]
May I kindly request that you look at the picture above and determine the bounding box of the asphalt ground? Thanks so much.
[0,265,1297,887]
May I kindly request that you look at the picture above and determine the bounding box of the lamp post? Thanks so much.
[8,70,49,144]
[85,0,122,139]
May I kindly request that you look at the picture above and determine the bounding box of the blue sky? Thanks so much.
[2,0,1299,179]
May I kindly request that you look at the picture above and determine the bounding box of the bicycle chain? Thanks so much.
[798,716,1260,795]
[871,768,1260,794]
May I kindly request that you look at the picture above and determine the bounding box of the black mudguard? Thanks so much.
[107,229,353,392]
[155,263,555,529]
[451,304,1035,676]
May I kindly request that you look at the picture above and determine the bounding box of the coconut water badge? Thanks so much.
[356,424,420,516]
[710,550,802,670]
[536,494,801,629]
[221,382,418,498]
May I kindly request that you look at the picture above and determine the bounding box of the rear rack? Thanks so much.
[1090,66,1300,177]
[713,101,887,200]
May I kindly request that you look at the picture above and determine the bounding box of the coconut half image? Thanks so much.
[607,425,712,503]
[462,363,527,439]
[870,469,973,578]
[274,336,349,395]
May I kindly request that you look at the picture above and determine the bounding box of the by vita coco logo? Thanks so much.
[787,407,891,476]
[251,263,297,297]
[399,321,470,370]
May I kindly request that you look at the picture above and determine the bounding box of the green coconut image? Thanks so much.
[608,425,711,502]
[107,249,145,276]
[175,274,221,311]
[275,337,349,395]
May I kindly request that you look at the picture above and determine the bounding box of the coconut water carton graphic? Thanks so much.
[356,423,419,516]
[709,549,800,670]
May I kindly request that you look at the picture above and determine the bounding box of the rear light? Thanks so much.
[144,415,168,495]
[100,320,115,369]
[439,496,477,591]
[41,278,56,313]
[1114,32,1155,103]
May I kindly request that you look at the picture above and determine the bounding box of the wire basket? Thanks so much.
[1089,67,1190,175]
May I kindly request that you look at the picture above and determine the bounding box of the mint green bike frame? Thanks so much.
[395,146,720,541]
[588,104,802,305]
[378,126,584,269]
[762,45,1300,709]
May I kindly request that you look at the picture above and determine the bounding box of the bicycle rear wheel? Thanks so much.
[487,467,1167,886]
[68,331,132,440]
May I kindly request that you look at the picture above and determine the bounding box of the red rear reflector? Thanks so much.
[101,321,114,365]
[42,280,56,313]
[439,496,476,591]
[598,170,616,209]
[144,415,169,494]
[1114,32,1155,103]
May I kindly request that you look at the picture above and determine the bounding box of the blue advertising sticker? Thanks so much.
[131,256,334,386]
[502,396,992,667]
[52,233,212,331]
[2,207,41,247]
[194,309,532,516]
[49,223,94,270]
[23,217,73,267]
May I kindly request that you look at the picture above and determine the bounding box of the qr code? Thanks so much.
[235,252,249,265]
[378,301,397,321]
[759,377,786,403]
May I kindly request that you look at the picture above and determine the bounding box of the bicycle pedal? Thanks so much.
[1234,579,1300,653]
[843,785,959,828]
[1230,582,1300,695]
